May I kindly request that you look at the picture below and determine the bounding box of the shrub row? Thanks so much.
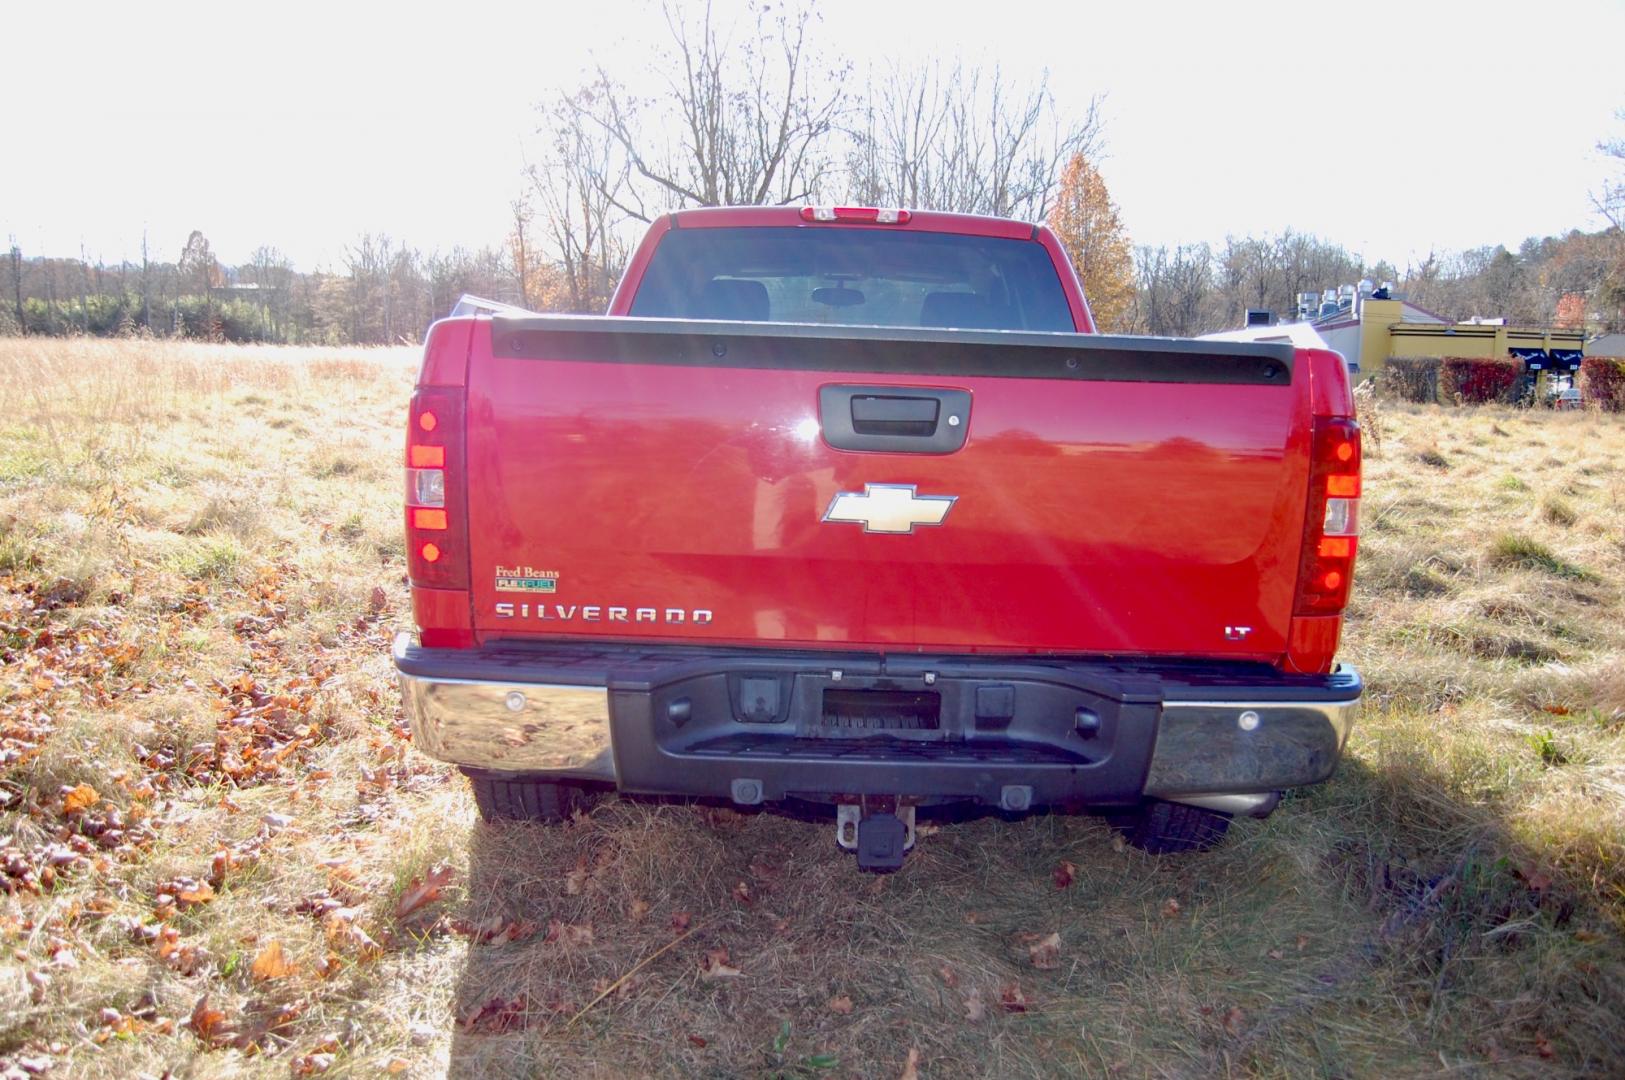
[1579,356,1625,412]
[1440,357,1522,404]
[1382,357,1440,403]
[17,293,280,343]
[1379,357,1523,405]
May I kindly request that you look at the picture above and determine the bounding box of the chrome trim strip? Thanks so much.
[1166,792,1277,816]
[399,669,616,781]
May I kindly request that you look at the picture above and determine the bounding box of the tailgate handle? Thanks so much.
[851,395,938,434]
[820,385,971,454]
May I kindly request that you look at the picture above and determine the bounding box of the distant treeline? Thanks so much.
[1130,226,1621,338]
[1,233,522,346]
[5,222,1619,347]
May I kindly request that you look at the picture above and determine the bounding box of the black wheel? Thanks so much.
[466,773,594,824]
[1108,800,1231,855]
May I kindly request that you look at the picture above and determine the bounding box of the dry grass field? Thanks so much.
[1,336,1622,1079]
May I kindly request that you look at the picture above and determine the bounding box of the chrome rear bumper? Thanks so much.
[398,642,616,780]
[395,633,1359,809]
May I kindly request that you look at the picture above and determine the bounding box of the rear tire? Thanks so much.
[1108,800,1231,854]
[467,774,594,824]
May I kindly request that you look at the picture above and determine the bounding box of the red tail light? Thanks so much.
[406,387,469,592]
[1294,417,1361,615]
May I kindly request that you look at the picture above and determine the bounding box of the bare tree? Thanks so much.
[140,230,151,333]
[9,240,24,335]
[561,0,849,221]
[1594,108,1625,229]
[1133,243,1216,337]
[847,61,1103,220]
[529,84,633,312]
[510,195,534,309]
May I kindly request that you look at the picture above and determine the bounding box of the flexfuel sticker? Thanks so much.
[495,566,559,593]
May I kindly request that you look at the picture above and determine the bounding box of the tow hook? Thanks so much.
[836,799,916,872]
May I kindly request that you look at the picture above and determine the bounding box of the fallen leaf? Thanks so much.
[488,920,539,946]
[62,784,100,815]
[250,939,296,981]
[563,861,590,896]
[291,1051,336,1075]
[999,982,1027,1012]
[187,994,229,1045]
[963,987,986,1022]
[1294,933,1310,952]
[900,1047,921,1080]
[341,922,383,959]
[700,947,743,979]
[1160,897,1182,919]
[1535,1032,1555,1059]
[1222,1006,1246,1035]
[544,919,594,948]
[385,1060,410,1074]
[731,880,753,905]
[1053,860,1077,889]
[670,910,692,932]
[369,586,389,613]
[169,879,215,906]
[1028,931,1062,969]
[395,864,454,920]
[937,964,959,988]
[462,995,531,1034]
[1266,948,1284,961]
[1111,833,1128,853]
[828,995,854,1015]
[687,1034,708,1048]
[628,897,651,923]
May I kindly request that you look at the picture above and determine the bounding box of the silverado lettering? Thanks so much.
[494,602,713,624]
[395,205,1363,871]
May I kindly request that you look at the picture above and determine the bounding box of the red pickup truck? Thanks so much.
[394,206,1361,869]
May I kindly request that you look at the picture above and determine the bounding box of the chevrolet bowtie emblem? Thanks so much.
[822,483,958,534]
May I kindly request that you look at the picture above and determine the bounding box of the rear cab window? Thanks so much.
[628,226,1076,332]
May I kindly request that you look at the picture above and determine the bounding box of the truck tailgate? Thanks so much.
[463,317,1310,660]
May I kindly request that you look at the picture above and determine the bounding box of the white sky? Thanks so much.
[6,0,1623,273]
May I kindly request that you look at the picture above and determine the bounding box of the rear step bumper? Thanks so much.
[394,634,1360,810]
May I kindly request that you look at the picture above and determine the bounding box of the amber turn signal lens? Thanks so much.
[411,508,448,530]
[409,444,445,468]
[421,542,441,563]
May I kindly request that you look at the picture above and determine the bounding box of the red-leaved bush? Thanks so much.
[1579,357,1625,412]
[1440,357,1521,404]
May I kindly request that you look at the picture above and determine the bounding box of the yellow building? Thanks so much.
[1310,292,1584,378]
